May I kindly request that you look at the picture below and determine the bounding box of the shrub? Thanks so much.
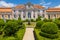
[17,20,23,25]
[36,16,41,21]
[41,22,58,39]
[0,20,5,35]
[18,17,21,20]
[43,18,48,22]
[58,18,60,20]
[6,19,17,23]
[0,20,5,27]
[31,19,36,22]
[23,19,29,22]
[6,19,11,22]
[40,31,58,39]
[4,21,18,36]
[17,20,25,29]
[54,20,60,29]
[43,18,52,22]
[36,21,44,29]
[48,19,52,22]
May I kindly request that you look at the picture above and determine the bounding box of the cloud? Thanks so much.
[54,5,60,8]
[0,1,16,7]
[40,0,52,8]
[40,0,45,4]
[43,2,51,6]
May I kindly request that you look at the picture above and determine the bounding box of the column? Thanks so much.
[16,10,19,20]
[31,11,34,19]
[35,11,38,19]
[21,11,24,20]
[26,11,28,19]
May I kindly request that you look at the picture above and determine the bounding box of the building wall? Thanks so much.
[46,12,60,19]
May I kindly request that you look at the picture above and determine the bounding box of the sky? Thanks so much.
[0,0,60,8]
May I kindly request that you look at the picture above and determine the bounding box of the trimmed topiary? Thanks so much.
[36,21,44,29]
[54,20,60,29]
[40,22,58,39]
[40,31,58,39]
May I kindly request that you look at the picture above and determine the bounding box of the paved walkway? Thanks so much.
[23,28,35,40]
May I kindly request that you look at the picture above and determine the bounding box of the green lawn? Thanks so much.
[24,22,36,28]
[34,28,60,40]
[0,28,25,40]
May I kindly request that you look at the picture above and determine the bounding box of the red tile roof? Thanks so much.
[15,5,25,9]
[46,8,60,12]
[0,7,12,13]
[33,5,44,9]
[15,5,44,9]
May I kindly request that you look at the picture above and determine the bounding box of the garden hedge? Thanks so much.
[36,21,44,29]
[54,20,60,29]
[4,21,18,36]
[41,22,58,39]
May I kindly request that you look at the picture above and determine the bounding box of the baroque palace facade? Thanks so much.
[0,2,60,20]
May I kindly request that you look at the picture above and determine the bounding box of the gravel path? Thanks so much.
[23,28,35,40]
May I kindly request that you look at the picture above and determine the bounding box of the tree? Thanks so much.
[0,20,5,35]
[4,21,18,36]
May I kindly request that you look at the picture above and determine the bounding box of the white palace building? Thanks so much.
[0,2,60,20]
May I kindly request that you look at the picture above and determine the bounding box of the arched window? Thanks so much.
[28,12,31,18]
[14,10,15,12]
[54,14,56,18]
[42,14,45,17]
[23,11,26,18]
[8,15,10,19]
[48,14,50,19]
[14,14,16,18]
[19,14,20,18]
[33,13,35,18]
[2,15,4,19]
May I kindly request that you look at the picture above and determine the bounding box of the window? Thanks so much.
[14,10,16,14]
[23,11,26,18]
[19,10,21,12]
[23,16,25,18]
[48,14,50,19]
[8,15,10,19]
[43,10,45,12]
[28,12,31,18]
[54,14,56,18]
[14,14,16,18]
[14,10,15,12]
[33,13,35,18]
[42,14,45,17]
[19,14,20,18]
[38,13,40,16]
[2,15,4,19]
[38,10,40,13]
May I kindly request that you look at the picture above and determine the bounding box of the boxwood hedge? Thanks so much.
[41,22,58,39]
